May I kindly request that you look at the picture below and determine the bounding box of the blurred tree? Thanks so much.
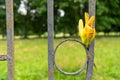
[0,0,120,38]
[96,0,120,34]
[14,0,47,38]
[0,0,6,38]
[30,0,47,37]
[54,0,88,37]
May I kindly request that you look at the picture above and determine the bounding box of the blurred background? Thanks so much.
[0,0,120,38]
[0,0,120,80]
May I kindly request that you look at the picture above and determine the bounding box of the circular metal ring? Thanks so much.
[54,38,87,76]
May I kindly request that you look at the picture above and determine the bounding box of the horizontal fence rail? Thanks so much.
[0,54,7,61]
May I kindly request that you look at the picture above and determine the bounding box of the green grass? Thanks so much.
[0,37,120,80]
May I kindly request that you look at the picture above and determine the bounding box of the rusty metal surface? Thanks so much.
[5,0,14,80]
[47,0,54,80]
[0,54,7,61]
[86,0,96,80]
[54,39,87,76]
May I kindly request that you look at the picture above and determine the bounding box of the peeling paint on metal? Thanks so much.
[5,0,14,80]
[86,0,96,80]
[0,54,7,61]
[47,0,54,80]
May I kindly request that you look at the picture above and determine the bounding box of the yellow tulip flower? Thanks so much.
[78,12,96,49]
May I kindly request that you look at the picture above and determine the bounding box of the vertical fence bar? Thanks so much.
[86,0,96,80]
[47,0,54,80]
[5,0,14,80]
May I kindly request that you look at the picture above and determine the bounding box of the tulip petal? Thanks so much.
[78,12,96,48]
[88,16,95,27]
[85,12,89,24]
[78,19,84,34]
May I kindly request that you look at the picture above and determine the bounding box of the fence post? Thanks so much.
[47,0,54,80]
[86,0,96,80]
[5,0,14,80]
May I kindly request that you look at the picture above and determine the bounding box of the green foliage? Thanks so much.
[0,0,120,38]
[0,0,6,37]
[54,0,88,36]
[96,0,120,33]
[0,37,120,80]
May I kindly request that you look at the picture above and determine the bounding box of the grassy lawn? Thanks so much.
[0,37,120,80]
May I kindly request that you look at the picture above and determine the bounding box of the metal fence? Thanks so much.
[47,0,96,80]
[0,0,14,80]
[0,0,96,80]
